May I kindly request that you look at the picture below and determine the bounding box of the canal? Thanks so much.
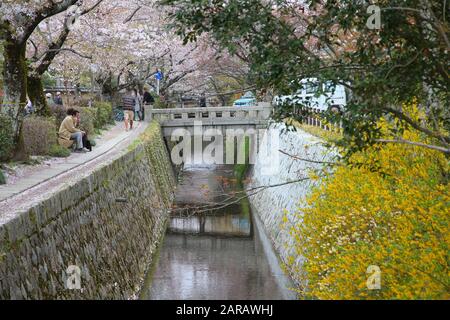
[140,163,296,300]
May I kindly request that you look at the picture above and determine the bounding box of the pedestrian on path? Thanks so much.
[142,87,154,121]
[134,89,142,121]
[199,93,207,108]
[122,88,136,131]
[58,108,86,152]
[24,97,34,115]
[46,93,54,106]
[54,92,64,106]
[143,88,154,105]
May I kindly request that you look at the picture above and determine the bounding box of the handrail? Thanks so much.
[150,106,267,114]
[148,103,273,123]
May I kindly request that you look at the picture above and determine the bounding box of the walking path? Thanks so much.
[0,120,148,220]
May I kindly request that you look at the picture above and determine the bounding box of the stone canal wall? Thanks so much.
[0,122,176,299]
[248,124,336,288]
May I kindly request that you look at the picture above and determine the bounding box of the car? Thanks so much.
[273,78,347,112]
[233,91,257,107]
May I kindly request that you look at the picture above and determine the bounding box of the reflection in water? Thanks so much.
[169,205,251,237]
[141,165,295,300]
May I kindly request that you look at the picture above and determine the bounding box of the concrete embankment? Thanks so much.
[0,122,175,299]
[247,124,336,288]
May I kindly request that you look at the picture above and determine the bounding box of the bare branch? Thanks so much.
[384,51,421,80]
[419,0,450,50]
[375,139,450,154]
[29,39,39,61]
[382,106,450,145]
[31,0,103,75]
[36,48,92,60]
[124,6,142,23]
[20,0,79,44]
[171,176,313,216]
[278,149,342,166]
[81,0,104,15]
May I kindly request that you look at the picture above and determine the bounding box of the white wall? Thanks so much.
[248,123,336,288]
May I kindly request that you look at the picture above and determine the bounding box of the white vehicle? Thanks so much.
[273,78,347,112]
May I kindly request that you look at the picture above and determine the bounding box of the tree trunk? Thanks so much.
[1,40,28,160]
[28,74,50,116]
[101,76,113,96]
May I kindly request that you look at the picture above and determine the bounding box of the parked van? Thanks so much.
[273,78,347,112]
[233,91,257,107]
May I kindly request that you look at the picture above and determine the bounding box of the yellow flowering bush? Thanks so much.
[288,107,449,299]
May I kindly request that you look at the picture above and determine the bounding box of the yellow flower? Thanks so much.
[283,103,449,300]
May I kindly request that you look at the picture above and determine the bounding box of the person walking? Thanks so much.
[142,88,154,121]
[45,93,54,106]
[24,97,34,115]
[199,93,207,108]
[122,88,136,131]
[134,90,142,121]
[143,88,154,105]
[54,92,64,106]
[58,108,85,152]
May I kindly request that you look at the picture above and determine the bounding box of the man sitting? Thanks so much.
[58,108,86,153]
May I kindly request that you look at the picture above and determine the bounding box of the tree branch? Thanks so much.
[382,106,450,145]
[36,48,92,61]
[31,0,103,75]
[29,39,39,61]
[278,149,342,166]
[171,176,313,216]
[384,51,421,80]
[375,138,450,154]
[81,0,104,15]
[20,0,79,44]
[124,6,142,23]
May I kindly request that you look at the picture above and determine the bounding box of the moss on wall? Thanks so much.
[0,121,175,299]
[233,136,251,184]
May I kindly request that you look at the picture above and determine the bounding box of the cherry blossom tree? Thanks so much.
[0,0,254,160]
[26,0,105,114]
[0,0,79,144]
[51,0,210,102]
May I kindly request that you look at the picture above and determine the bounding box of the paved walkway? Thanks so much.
[0,120,148,218]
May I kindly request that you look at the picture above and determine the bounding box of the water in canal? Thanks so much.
[140,163,296,300]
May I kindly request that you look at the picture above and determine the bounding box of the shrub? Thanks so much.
[0,114,14,161]
[233,137,250,184]
[78,107,96,136]
[49,104,68,129]
[287,114,449,299]
[75,96,92,108]
[154,96,169,109]
[93,101,113,128]
[22,116,57,156]
[0,169,6,185]
[48,144,71,158]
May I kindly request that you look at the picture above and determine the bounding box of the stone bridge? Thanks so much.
[148,103,273,137]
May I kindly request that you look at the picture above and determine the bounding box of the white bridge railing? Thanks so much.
[149,103,272,125]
